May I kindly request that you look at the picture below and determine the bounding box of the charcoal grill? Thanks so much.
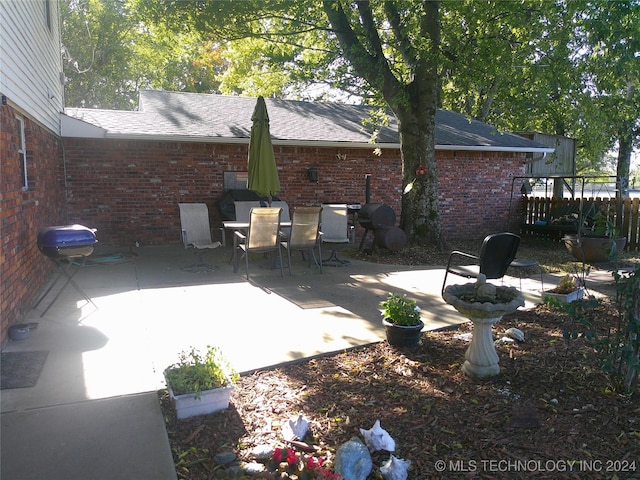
[35,224,98,317]
[357,203,406,252]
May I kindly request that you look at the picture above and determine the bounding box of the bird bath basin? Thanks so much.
[442,275,524,378]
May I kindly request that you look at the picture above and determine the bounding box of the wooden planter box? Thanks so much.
[542,287,584,304]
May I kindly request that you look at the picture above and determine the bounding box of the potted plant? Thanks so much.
[380,293,424,347]
[164,345,239,420]
[542,274,585,304]
[563,211,626,263]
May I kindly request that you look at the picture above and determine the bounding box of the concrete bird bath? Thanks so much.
[442,275,524,378]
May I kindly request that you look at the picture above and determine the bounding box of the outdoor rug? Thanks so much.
[1,351,49,389]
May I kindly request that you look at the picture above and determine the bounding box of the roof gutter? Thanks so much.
[97,132,390,149]
[81,132,553,154]
[436,144,555,154]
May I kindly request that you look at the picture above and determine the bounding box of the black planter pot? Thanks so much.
[382,319,424,347]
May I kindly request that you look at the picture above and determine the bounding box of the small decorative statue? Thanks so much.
[474,273,497,302]
[380,455,412,480]
[281,413,310,441]
[334,437,373,480]
[359,419,396,452]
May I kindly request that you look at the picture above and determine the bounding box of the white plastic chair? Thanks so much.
[178,203,222,271]
[234,201,262,222]
[320,204,352,266]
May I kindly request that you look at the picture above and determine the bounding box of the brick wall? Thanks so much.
[437,150,525,239]
[1,104,66,345]
[61,138,525,246]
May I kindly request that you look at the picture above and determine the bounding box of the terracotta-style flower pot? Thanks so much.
[563,235,626,263]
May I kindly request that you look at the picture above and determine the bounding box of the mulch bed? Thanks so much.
[160,298,639,479]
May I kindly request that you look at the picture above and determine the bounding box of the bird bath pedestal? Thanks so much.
[442,278,524,378]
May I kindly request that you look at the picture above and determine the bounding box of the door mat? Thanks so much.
[1,351,49,389]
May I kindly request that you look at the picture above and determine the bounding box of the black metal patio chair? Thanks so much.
[441,232,520,296]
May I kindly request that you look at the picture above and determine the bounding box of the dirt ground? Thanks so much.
[160,238,640,479]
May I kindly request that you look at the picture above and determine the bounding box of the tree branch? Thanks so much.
[322,0,402,105]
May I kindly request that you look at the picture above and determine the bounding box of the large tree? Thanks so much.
[438,0,639,185]
[578,0,640,197]
[62,0,226,109]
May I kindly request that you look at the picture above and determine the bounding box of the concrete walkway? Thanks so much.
[0,244,578,479]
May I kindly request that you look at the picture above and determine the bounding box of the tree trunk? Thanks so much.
[395,95,445,249]
[322,0,446,250]
[616,79,636,200]
[617,132,632,199]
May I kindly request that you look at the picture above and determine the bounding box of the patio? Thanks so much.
[1,243,548,479]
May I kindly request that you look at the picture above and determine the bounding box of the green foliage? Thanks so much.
[62,0,224,108]
[559,265,639,396]
[560,296,599,342]
[165,346,239,397]
[605,265,640,395]
[439,0,639,177]
[380,293,422,326]
[552,274,580,294]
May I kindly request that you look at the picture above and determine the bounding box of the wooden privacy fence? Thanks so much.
[518,196,640,251]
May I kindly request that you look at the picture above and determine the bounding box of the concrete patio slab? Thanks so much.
[1,244,554,479]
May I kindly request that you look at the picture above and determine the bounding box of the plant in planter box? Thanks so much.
[380,293,424,347]
[553,274,580,294]
[164,345,239,419]
[543,274,585,304]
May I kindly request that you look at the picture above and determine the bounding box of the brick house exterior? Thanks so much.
[1,106,65,344]
[60,137,526,246]
[60,91,548,248]
[1,1,66,346]
[0,88,550,347]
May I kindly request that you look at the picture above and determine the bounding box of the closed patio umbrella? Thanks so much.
[248,96,280,205]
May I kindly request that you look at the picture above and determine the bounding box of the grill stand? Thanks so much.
[358,228,374,251]
[34,257,97,317]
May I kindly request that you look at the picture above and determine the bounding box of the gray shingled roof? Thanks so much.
[62,90,552,152]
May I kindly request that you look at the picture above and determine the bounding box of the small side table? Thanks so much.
[510,259,544,293]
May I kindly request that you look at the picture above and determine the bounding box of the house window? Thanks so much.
[16,115,28,190]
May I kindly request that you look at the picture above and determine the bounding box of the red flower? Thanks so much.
[306,455,324,469]
[416,165,428,177]
[273,447,297,466]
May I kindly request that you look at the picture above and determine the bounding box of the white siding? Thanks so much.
[0,0,63,134]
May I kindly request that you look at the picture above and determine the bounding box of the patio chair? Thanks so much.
[270,201,291,237]
[234,201,262,222]
[233,207,284,279]
[320,204,352,266]
[178,203,222,272]
[281,206,323,274]
[441,232,520,296]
